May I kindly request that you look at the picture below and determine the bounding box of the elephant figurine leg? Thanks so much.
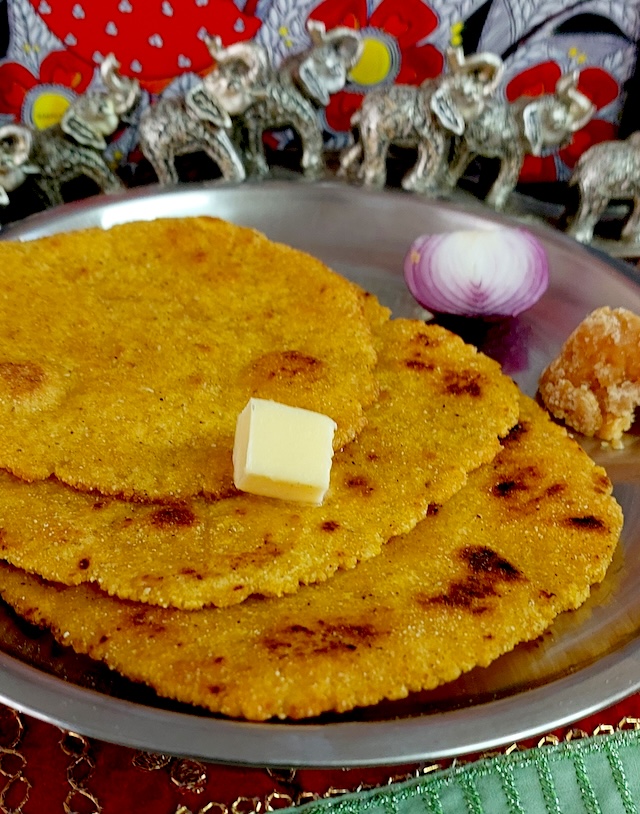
[337,140,362,179]
[150,150,180,185]
[402,142,430,192]
[445,140,474,189]
[76,160,123,194]
[243,119,270,178]
[568,190,609,244]
[35,158,123,205]
[353,107,390,187]
[621,196,640,243]
[485,150,522,210]
[359,129,389,188]
[295,119,324,179]
[300,134,324,178]
[362,150,387,187]
[201,129,246,182]
[402,136,448,195]
[34,176,62,207]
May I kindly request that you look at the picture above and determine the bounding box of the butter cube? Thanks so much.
[233,398,337,505]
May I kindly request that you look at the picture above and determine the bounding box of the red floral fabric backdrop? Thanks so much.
[0,0,637,185]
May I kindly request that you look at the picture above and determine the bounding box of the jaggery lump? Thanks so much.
[539,306,640,446]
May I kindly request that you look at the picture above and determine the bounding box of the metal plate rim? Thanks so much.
[0,636,639,767]
[1,179,639,767]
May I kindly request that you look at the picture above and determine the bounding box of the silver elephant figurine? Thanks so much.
[444,71,595,210]
[207,20,362,179]
[0,124,39,205]
[137,38,264,185]
[28,53,140,206]
[567,132,640,245]
[338,47,504,193]
[281,19,363,108]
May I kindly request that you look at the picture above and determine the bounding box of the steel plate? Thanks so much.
[1,179,639,768]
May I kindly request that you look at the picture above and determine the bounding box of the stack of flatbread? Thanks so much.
[0,218,622,720]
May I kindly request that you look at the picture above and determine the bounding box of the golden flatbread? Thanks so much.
[0,319,519,608]
[0,396,621,720]
[0,217,388,500]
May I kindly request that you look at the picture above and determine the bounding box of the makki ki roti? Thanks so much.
[0,318,520,609]
[0,396,622,721]
[0,216,389,501]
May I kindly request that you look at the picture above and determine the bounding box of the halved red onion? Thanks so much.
[403,227,549,318]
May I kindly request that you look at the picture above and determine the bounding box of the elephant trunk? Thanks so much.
[555,71,595,133]
[205,37,270,87]
[445,47,504,97]
[100,53,140,115]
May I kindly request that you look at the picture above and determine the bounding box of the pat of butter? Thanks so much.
[233,398,337,505]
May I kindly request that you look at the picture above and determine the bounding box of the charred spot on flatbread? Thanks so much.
[0,361,46,396]
[417,546,524,615]
[245,350,324,383]
[261,618,386,658]
[149,505,197,529]
[0,359,69,412]
[442,370,485,397]
[564,515,608,531]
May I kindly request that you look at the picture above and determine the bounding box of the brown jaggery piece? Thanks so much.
[539,306,640,446]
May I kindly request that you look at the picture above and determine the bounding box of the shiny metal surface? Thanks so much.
[1,180,639,767]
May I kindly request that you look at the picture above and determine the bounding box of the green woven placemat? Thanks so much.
[296,729,640,814]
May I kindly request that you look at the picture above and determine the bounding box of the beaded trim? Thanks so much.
[0,711,639,812]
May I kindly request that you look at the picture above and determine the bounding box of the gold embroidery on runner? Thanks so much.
[0,709,30,814]
[265,791,295,810]
[565,728,590,741]
[59,730,101,814]
[170,758,208,793]
[618,717,640,730]
[266,768,297,784]
[230,796,263,813]
[115,714,640,811]
[132,751,172,771]
[175,804,220,814]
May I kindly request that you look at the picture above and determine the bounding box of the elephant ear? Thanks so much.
[61,110,106,149]
[430,86,465,135]
[298,56,330,105]
[185,86,232,129]
[522,102,544,156]
[334,31,362,68]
